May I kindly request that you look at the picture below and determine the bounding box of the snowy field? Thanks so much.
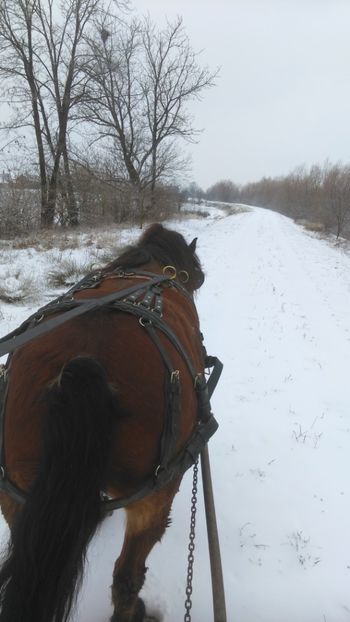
[1,204,350,621]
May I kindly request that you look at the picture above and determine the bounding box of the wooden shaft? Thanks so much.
[200,445,227,622]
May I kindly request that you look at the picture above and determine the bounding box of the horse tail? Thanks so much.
[0,356,120,622]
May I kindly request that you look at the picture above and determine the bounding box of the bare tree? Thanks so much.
[0,0,128,227]
[186,181,204,204]
[206,179,240,203]
[80,15,216,223]
[0,0,49,223]
[140,17,216,209]
[323,162,350,238]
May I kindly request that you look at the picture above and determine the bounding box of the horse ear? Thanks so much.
[189,237,197,252]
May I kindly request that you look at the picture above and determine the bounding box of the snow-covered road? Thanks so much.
[1,205,350,622]
[195,208,350,622]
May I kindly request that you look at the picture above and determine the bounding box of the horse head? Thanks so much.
[135,223,205,292]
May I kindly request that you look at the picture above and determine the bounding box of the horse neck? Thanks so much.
[139,259,164,275]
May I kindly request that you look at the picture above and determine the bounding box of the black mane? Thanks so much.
[104,223,204,290]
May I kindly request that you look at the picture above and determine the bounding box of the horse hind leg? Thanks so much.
[111,481,180,622]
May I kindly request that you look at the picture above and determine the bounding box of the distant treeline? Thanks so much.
[190,163,350,239]
[0,169,184,237]
[2,161,350,239]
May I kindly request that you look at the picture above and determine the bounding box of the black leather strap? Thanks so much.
[206,356,224,399]
[0,274,170,357]
[144,323,181,473]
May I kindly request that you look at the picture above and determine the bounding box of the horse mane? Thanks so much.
[104,223,201,275]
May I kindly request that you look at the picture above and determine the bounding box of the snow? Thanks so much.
[1,204,350,621]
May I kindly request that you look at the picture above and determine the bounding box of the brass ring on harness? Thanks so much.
[162,265,177,280]
[178,270,190,284]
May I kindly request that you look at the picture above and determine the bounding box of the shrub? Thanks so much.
[46,257,98,288]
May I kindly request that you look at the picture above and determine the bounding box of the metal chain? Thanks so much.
[184,458,199,622]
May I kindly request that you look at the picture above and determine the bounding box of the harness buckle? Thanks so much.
[139,317,152,328]
[170,370,180,384]
[154,464,172,484]
[194,373,204,388]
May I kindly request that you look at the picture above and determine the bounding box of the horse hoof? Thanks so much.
[110,598,146,622]
[138,599,161,622]
[135,598,146,621]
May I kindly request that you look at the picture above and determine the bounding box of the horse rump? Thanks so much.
[0,356,121,622]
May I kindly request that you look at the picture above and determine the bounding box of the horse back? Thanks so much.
[3,272,205,498]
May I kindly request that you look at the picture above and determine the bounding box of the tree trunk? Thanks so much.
[33,119,49,226]
[28,74,50,227]
[131,184,145,227]
[62,147,79,226]
[150,140,157,212]
[46,156,61,226]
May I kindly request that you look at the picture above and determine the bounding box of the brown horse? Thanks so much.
[0,223,218,622]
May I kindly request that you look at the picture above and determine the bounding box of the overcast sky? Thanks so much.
[134,0,350,190]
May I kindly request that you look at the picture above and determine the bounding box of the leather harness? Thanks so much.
[0,268,222,513]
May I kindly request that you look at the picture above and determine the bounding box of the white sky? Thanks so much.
[133,0,350,189]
